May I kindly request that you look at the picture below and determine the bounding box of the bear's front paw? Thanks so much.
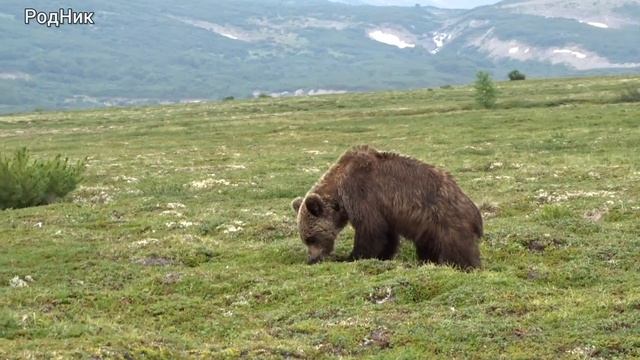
[333,253,356,262]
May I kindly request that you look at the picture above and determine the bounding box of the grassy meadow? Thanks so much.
[1,75,639,359]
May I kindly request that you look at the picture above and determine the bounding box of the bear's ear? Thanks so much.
[304,193,324,217]
[291,197,303,213]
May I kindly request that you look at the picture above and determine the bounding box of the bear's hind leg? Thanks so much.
[379,231,399,260]
[417,229,480,270]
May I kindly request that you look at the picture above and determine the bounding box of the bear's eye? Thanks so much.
[305,236,318,245]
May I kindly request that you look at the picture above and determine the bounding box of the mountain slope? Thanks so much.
[1,0,639,113]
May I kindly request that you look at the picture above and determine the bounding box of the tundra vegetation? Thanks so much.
[0,75,639,358]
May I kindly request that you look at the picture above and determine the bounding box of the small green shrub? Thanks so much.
[137,177,185,196]
[474,71,498,109]
[0,148,85,210]
[619,84,640,102]
[0,309,20,339]
[536,204,572,222]
[508,70,526,81]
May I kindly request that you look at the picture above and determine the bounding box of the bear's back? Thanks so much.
[337,146,480,239]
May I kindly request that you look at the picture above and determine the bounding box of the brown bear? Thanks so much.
[291,145,482,269]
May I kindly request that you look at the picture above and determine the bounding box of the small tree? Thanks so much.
[0,148,85,209]
[508,70,526,81]
[474,71,497,109]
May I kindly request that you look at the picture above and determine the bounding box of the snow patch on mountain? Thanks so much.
[255,89,348,98]
[367,30,415,49]
[0,12,16,20]
[0,72,32,81]
[430,32,451,54]
[553,49,587,59]
[168,15,308,48]
[248,17,353,31]
[219,32,239,40]
[499,0,636,29]
[582,21,609,28]
[168,16,247,41]
[473,30,640,70]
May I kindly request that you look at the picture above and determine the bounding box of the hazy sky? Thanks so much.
[332,0,502,9]
[428,0,501,8]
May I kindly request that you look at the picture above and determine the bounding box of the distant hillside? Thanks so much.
[1,0,639,113]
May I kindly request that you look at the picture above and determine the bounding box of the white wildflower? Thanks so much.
[10,276,28,288]
[160,210,184,217]
[113,175,139,183]
[131,238,159,248]
[165,220,196,229]
[567,345,596,357]
[217,223,244,234]
[536,189,616,203]
[179,220,194,228]
[166,202,186,209]
[304,150,324,155]
[189,178,235,189]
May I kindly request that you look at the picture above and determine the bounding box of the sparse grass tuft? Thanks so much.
[536,204,573,222]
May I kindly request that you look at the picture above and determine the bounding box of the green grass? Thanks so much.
[1,75,639,359]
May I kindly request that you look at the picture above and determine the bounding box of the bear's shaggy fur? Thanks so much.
[292,145,482,269]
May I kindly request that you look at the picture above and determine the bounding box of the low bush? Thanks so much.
[508,70,526,81]
[0,148,85,209]
[619,84,640,102]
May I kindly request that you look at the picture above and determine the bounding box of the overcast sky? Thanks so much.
[428,0,501,8]
[331,0,502,9]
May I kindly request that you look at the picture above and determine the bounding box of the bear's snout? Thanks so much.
[307,244,325,264]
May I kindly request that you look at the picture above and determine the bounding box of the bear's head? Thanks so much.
[292,193,348,264]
